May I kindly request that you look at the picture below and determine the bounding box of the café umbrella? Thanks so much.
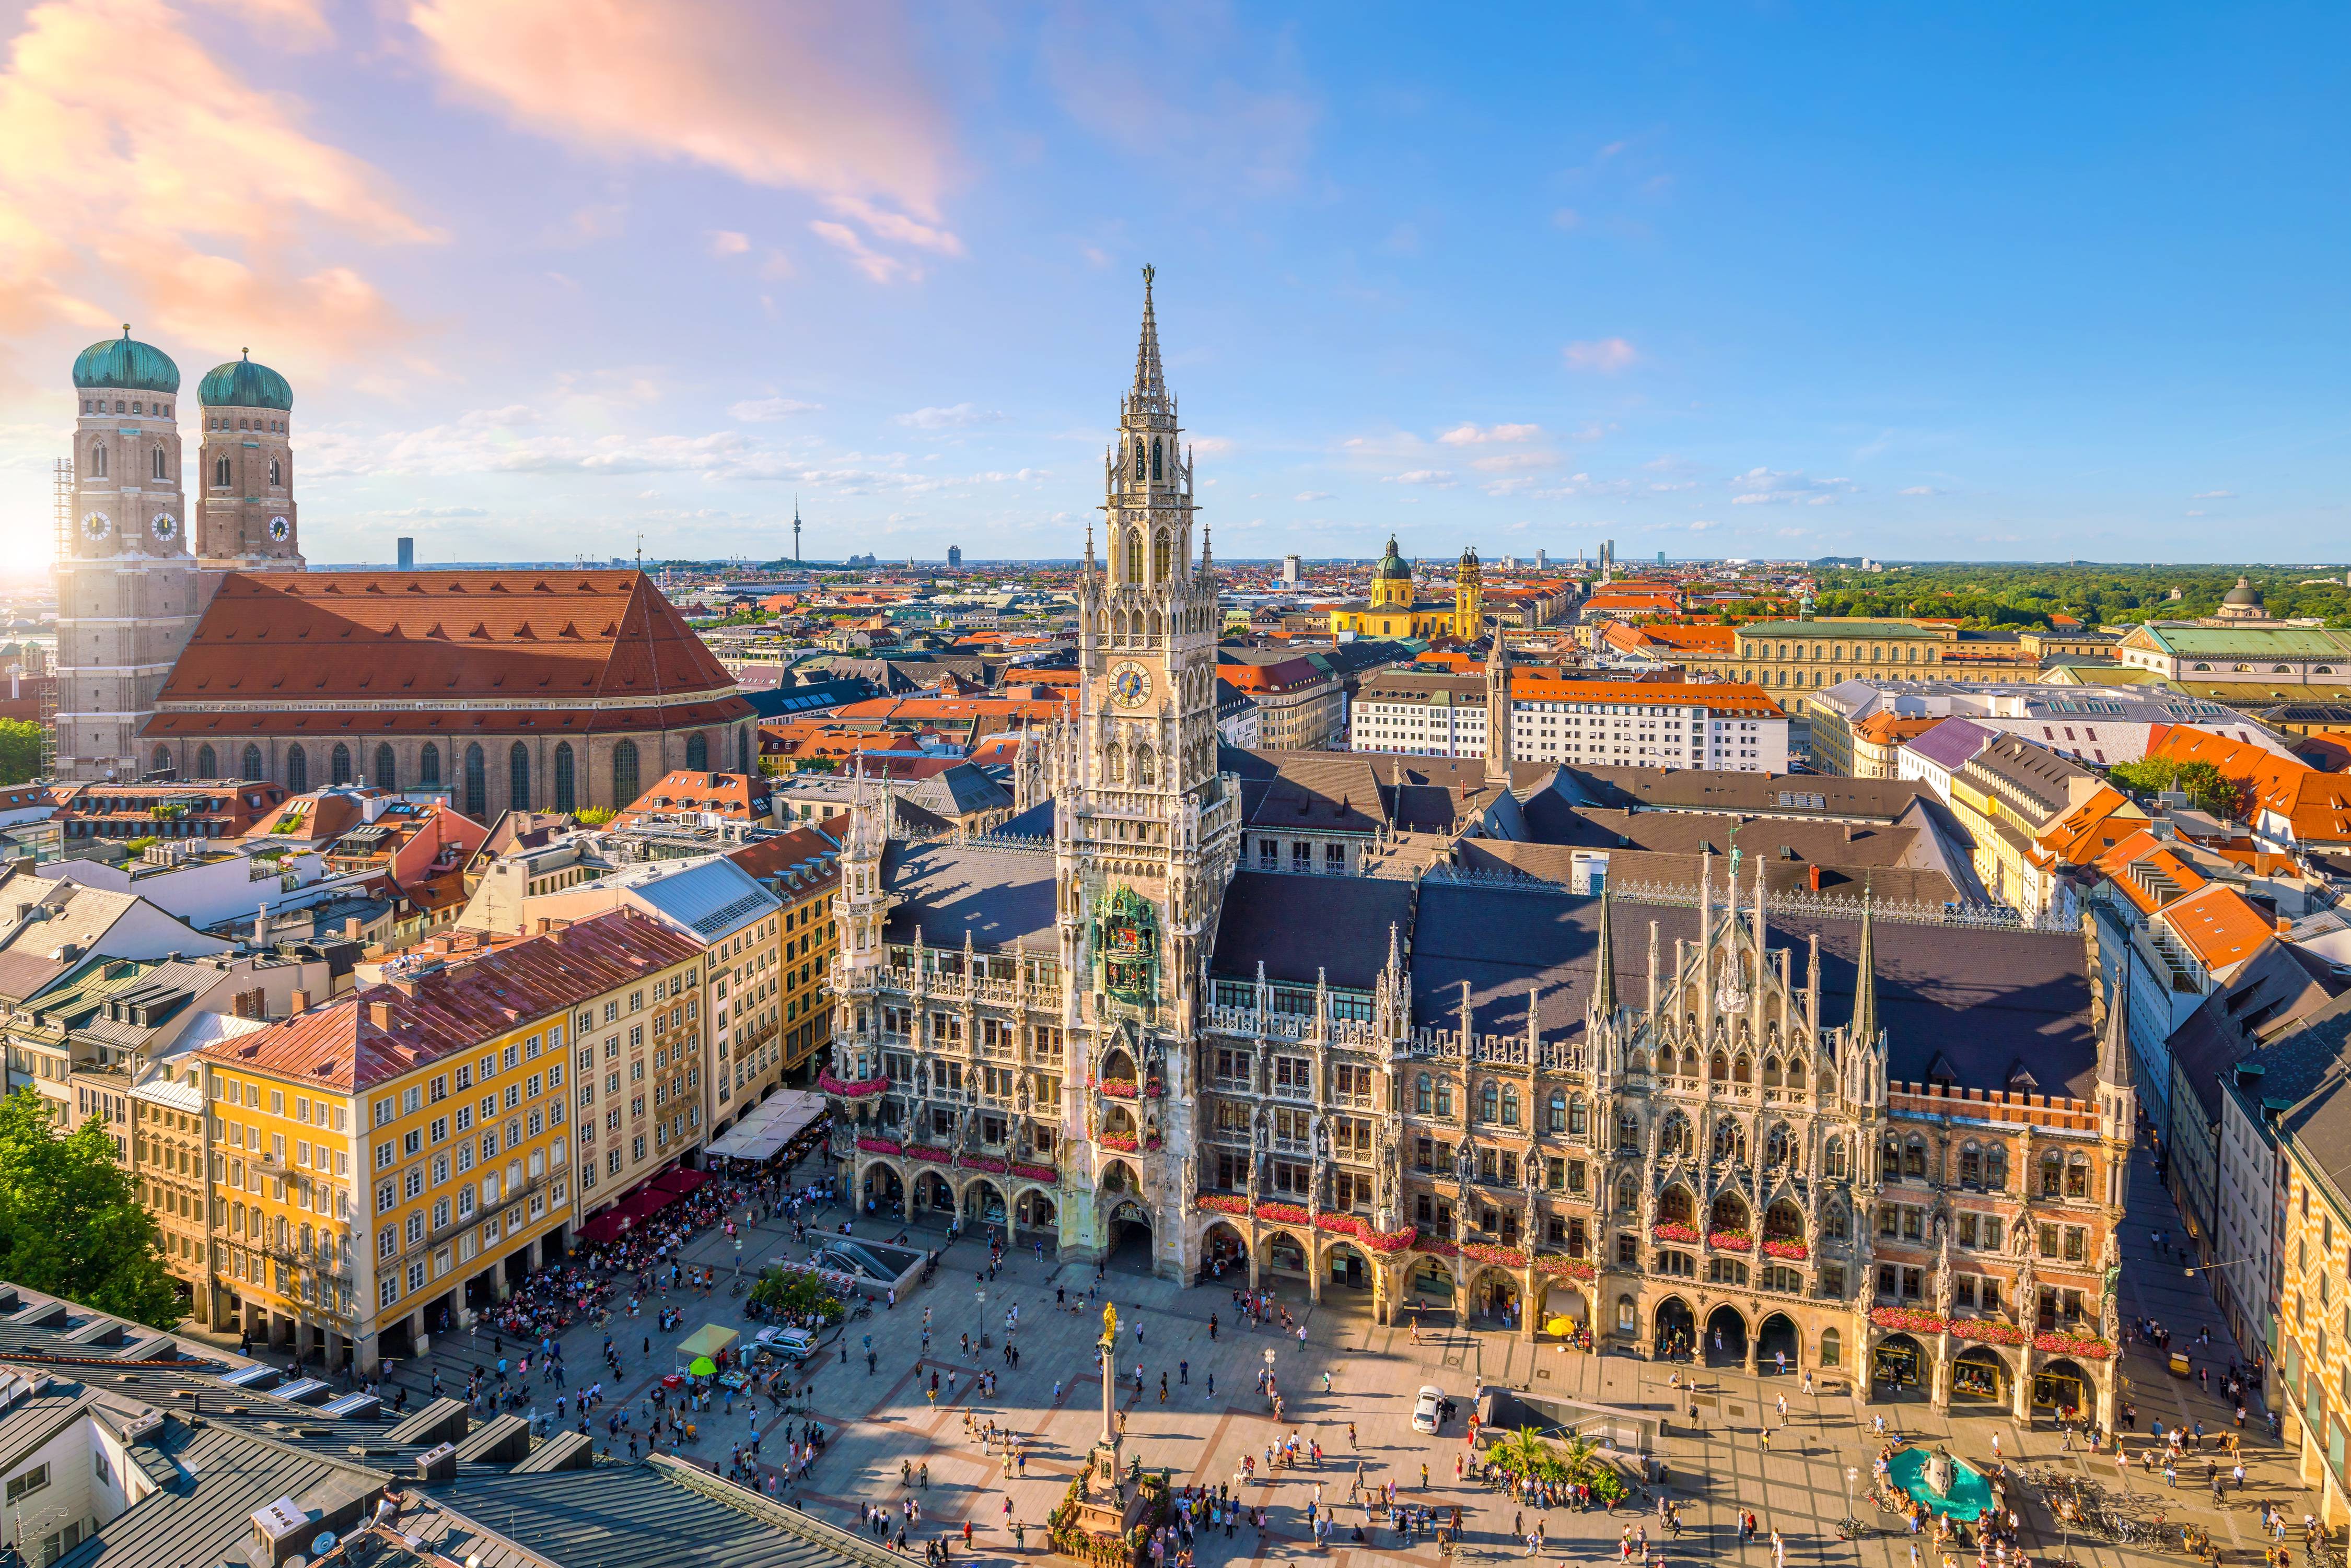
[689,1356,718,1378]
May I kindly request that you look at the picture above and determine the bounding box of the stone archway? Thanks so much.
[1105,1198,1154,1272]
[1756,1310,1799,1373]
[912,1169,955,1221]
[1261,1228,1311,1281]
[1538,1281,1588,1334]
[1704,1303,1749,1367]
[2031,1357,2094,1420]
[1202,1221,1249,1282]
[1654,1295,1696,1360]
[1467,1267,1522,1328]
[1322,1239,1372,1298]
[961,1177,1007,1230]
[1014,1185,1057,1236]
[859,1161,904,1218]
[1872,1332,1929,1397]
[1952,1344,2011,1406]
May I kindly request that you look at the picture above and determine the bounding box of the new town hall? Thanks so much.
[832,274,2133,1422]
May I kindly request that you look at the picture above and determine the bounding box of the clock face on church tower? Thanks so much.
[80,511,111,541]
[1110,661,1153,708]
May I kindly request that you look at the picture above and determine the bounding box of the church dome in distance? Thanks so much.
[1374,536,1411,579]
[73,326,180,394]
[199,350,293,412]
[2222,575,2261,607]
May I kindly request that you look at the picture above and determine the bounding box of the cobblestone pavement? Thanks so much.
[349,1141,2327,1568]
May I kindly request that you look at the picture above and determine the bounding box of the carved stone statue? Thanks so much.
[1522,1150,1543,1197]
[2011,1215,2035,1257]
[913,1059,930,1099]
[1454,1137,1477,1185]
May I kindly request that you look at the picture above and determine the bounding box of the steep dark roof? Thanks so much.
[881,840,1057,953]
[2166,940,2351,1124]
[1209,872,1414,992]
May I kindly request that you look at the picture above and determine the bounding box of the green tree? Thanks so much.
[0,1088,183,1327]
[0,718,41,785]
[2106,757,2249,820]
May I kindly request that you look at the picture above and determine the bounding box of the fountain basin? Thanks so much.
[1886,1446,1993,1521]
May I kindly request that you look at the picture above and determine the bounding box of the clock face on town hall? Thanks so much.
[1110,661,1153,708]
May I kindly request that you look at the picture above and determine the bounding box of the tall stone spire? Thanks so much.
[1849,887,1880,1049]
[1590,876,1617,1022]
[1132,265,1167,413]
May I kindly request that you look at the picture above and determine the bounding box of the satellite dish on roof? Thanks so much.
[312,1530,339,1555]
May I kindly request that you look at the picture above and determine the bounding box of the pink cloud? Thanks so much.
[1563,337,1638,372]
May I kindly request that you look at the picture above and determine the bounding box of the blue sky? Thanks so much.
[2,1,2345,568]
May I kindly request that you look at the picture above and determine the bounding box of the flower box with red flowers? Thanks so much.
[1314,1212,1364,1236]
[1534,1254,1598,1280]
[1652,1222,1700,1244]
[1461,1243,1527,1268]
[1707,1230,1754,1252]
[1144,1134,1163,1151]
[2032,1331,2112,1360]
[1949,1319,2030,1345]
[1098,1133,1138,1152]
[1012,1163,1059,1183]
[1418,1238,1460,1259]
[904,1144,951,1164]
[958,1155,1008,1174]
[1098,1079,1138,1099]
[1143,1078,1167,1099]
[1197,1193,1248,1215]
[855,1136,904,1155]
[819,1070,889,1099]
[1869,1306,1949,1334]
[1254,1202,1311,1225]
[1359,1227,1416,1255]
[1761,1239,1808,1261]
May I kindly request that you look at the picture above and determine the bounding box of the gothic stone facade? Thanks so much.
[820,275,2133,1421]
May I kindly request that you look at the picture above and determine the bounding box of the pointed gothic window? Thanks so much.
[611,739,639,806]
[269,458,282,486]
[214,455,229,487]
[90,443,107,479]
[152,445,167,480]
[462,743,486,818]
[1134,745,1155,786]
[554,743,576,813]
[1103,743,1123,783]
[153,746,173,778]
[375,743,396,791]
[196,744,216,777]
[509,742,532,811]
[686,731,708,770]
[241,743,263,781]
[1123,529,1142,584]
[1133,437,1145,474]
[1150,438,1162,480]
[1153,530,1171,583]
[329,742,352,786]
[418,742,441,787]
[286,744,308,793]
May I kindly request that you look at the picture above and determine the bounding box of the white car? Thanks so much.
[1412,1385,1444,1434]
[754,1327,818,1358]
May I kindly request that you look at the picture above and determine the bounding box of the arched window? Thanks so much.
[286,744,308,793]
[90,443,108,478]
[1826,1204,1850,1239]
[1103,744,1124,783]
[1959,1141,1982,1185]
[737,727,752,773]
[1765,1125,1794,1167]
[1984,1145,2009,1191]
[196,743,216,777]
[1710,1051,1729,1081]
[1713,1119,1746,1164]
[2066,1154,2090,1198]
[1415,1074,1432,1115]
[1616,1176,1636,1213]
[508,742,531,811]
[152,445,167,480]
[213,455,229,486]
[1154,530,1171,582]
[1123,529,1143,584]
[329,742,352,786]
[1480,1081,1499,1123]
[1824,1138,1847,1179]
[241,744,263,781]
[1904,1134,1928,1178]
[1434,1079,1453,1117]
[2041,1150,2064,1197]
[463,743,486,819]
[418,742,441,788]
[1819,1328,1841,1367]
[153,745,173,778]
[1150,437,1162,481]
[269,458,281,486]
[554,743,576,813]
[1786,1057,1805,1091]
[685,731,708,771]
[1500,1085,1520,1128]
[1660,1114,1690,1157]
[1134,745,1156,786]
[1546,1092,1566,1133]
[611,739,639,806]
[374,743,395,791]
[1132,437,1145,474]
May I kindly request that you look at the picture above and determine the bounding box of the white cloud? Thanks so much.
[1381,470,1456,487]
[379,504,488,518]
[1438,422,1542,446]
[1551,207,1580,230]
[1898,485,1937,496]
[894,402,1005,430]
[729,396,820,422]
[706,229,751,256]
[1189,436,1235,455]
[1687,520,1717,532]
[1563,337,1638,373]
[2186,509,2206,518]
[809,219,912,283]
[1471,451,1556,473]
[1294,490,1331,502]
[1727,466,1856,505]
[2192,489,2235,500]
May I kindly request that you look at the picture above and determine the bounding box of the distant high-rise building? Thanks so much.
[397,536,414,570]
[1535,549,1548,569]
[1281,553,1302,585]
[947,545,963,568]
[1657,550,1666,566]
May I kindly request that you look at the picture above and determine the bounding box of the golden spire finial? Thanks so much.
[1102,1302,1118,1341]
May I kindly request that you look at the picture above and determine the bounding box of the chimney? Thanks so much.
[289,989,312,1015]
[368,1000,393,1030]
[344,917,363,941]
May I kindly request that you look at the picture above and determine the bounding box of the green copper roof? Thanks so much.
[198,352,293,411]
[1737,619,1942,639]
[1374,535,1410,579]
[73,327,180,394]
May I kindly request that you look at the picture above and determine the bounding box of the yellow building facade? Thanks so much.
[200,909,705,1374]
[1328,538,1484,641]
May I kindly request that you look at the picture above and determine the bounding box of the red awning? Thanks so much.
[653,1167,710,1195]
[575,1212,626,1245]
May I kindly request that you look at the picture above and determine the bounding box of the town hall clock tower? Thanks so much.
[1053,268,1242,1272]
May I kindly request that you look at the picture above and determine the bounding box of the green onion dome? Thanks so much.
[199,350,293,412]
[1374,535,1411,579]
[73,326,180,394]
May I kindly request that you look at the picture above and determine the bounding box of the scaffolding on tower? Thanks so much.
[43,459,68,776]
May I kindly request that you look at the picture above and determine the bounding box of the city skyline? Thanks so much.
[1,3,2344,569]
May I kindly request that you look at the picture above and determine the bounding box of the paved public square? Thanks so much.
[344,1137,2324,1568]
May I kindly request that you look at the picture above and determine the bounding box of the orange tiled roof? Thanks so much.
[2146,726,2351,842]
[2155,884,2274,972]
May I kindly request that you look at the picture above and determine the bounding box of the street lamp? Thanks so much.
[2183,1257,2260,1278]
[733,1234,746,1293]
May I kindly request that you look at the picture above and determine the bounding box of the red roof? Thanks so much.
[198,907,704,1091]
[148,570,749,731]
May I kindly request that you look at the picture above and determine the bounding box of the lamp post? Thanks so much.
[733,1234,745,1294]
[1263,1345,1278,1411]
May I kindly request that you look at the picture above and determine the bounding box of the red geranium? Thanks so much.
[1652,1222,1700,1244]
[2033,1331,2112,1360]
[1869,1306,1949,1335]
[855,1136,903,1155]
[1761,1239,1808,1261]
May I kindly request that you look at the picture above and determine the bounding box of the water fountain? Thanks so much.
[1887,1444,1994,1522]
